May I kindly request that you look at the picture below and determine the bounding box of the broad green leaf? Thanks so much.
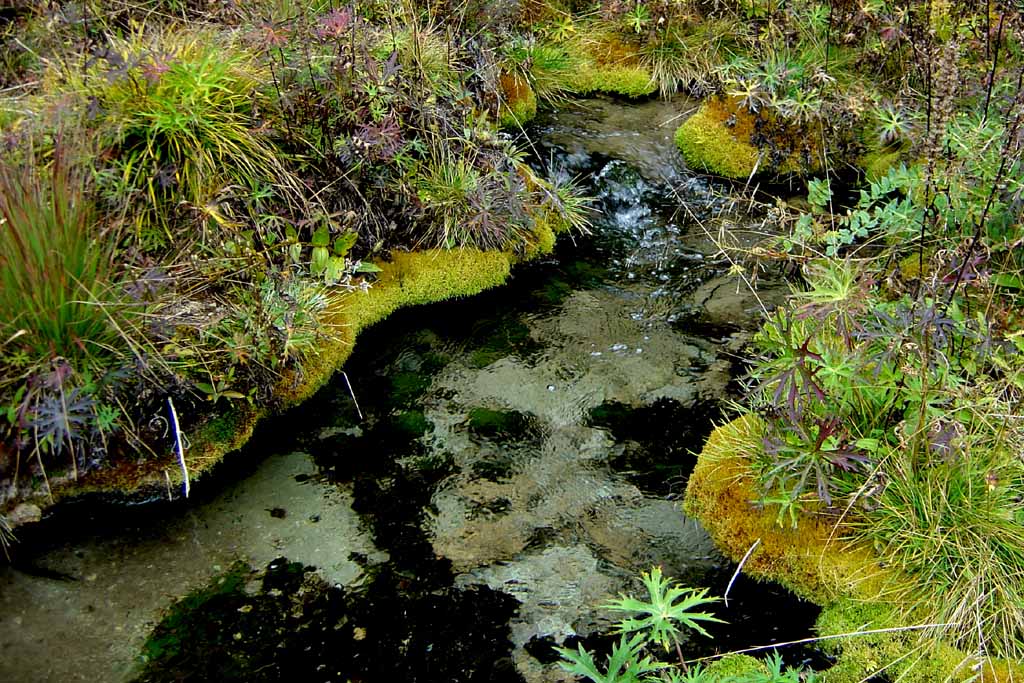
[991,273,1023,290]
[311,224,330,248]
[354,261,383,273]
[333,231,358,257]
[311,246,329,274]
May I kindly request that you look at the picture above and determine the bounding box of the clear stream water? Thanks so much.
[0,97,817,683]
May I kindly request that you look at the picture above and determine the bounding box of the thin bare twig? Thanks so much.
[724,538,761,607]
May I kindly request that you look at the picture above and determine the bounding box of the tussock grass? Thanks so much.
[45,27,295,247]
[860,447,1024,660]
[0,153,124,373]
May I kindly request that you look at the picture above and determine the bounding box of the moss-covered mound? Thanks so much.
[683,415,1024,683]
[499,72,538,128]
[675,99,762,179]
[675,97,823,179]
[565,32,656,99]
[13,247,519,514]
[703,653,768,679]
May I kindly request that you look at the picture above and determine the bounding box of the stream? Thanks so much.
[0,97,818,683]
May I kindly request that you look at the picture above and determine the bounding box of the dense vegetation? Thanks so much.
[1,0,1023,678]
[0,0,597,509]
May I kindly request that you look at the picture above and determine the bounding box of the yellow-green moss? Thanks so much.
[564,33,657,98]
[861,148,901,182]
[283,248,513,405]
[674,101,761,180]
[675,98,823,179]
[703,653,767,678]
[520,215,558,261]
[813,599,1011,683]
[897,249,935,281]
[682,414,889,604]
[499,72,538,128]
[569,60,656,98]
[684,416,1024,682]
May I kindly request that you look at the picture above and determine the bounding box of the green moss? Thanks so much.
[816,600,989,683]
[392,410,432,438]
[675,97,823,179]
[348,249,513,331]
[389,371,432,407]
[861,148,901,182]
[703,653,767,678]
[285,248,512,402]
[569,60,656,98]
[897,250,929,281]
[675,103,760,180]
[520,216,558,261]
[682,415,884,604]
[466,407,508,432]
[466,407,537,443]
[142,562,250,663]
[560,31,656,98]
[498,72,538,128]
[466,316,536,369]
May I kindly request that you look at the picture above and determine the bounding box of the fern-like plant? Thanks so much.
[557,567,724,682]
[607,566,725,652]
[558,633,667,683]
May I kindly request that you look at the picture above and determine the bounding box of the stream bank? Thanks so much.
[1,96,815,683]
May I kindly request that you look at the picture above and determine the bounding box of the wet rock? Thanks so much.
[6,502,41,526]
[457,545,620,647]
[691,274,789,331]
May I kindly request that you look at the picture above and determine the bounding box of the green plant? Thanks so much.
[724,652,819,682]
[371,21,459,97]
[58,28,294,248]
[194,368,248,405]
[502,38,575,105]
[0,153,124,371]
[529,167,594,235]
[639,29,694,99]
[557,567,722,682]
[738,59,1024,664]
[557,568,822,682]
[856,447,1024,660]
[411,142,531,250]
[607,567,725,652]
[205,275,337,374]
[871,102,915,148]
[558,633,668,683]
[623,3,651,34]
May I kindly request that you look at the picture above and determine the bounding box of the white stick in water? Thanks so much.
[167,397,190,498]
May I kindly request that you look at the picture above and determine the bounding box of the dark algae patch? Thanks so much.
[135,557,520,683]
[135,414,522,682]
[588,398,720,495]
[466,317,541,369]
[466,407,542,443]
[136,559,319,681]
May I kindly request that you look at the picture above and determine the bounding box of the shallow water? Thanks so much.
[0,96,812,683]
